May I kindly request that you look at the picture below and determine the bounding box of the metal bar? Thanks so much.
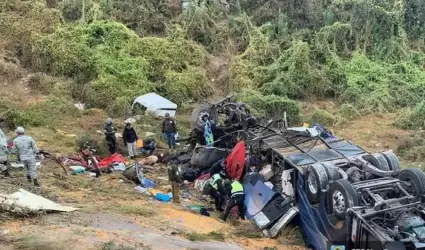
[353,178,398,189]
[396,182,412,197]
[356,202,421,218]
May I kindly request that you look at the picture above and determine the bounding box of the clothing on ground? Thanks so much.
[123,127,138,144]
[13,135,39,161]
[126,142,137,157]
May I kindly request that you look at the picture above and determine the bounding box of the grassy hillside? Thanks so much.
[1,0,425,161]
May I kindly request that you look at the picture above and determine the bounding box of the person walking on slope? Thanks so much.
[104,118,117,155]
[0,128,10,177]
[162,113,177,151]
[123,122,138,159]
[222,179,245,221]
[13,127,40,186]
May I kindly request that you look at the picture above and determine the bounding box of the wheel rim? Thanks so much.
[332,190,346,214]
[307,173,318,195]
[198,111,210,124]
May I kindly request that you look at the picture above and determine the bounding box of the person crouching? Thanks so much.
[208,170,227,212]
[221,179,245,221]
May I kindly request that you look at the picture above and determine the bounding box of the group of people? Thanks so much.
[0,127,41,186]
[103,112,177,158]
[208,169,245,221]
[206,133,247,221]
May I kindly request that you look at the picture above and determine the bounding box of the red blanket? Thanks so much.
[225,141,246,180]
[98,153,125,168]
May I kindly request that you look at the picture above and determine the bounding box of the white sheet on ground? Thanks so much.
[9,162,41,169]
[0,189,78,212]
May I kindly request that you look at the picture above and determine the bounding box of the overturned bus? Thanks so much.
[188,97,425,250]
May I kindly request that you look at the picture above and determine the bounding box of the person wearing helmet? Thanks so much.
[104,118,117,155]
[162,113,177,152]
[208,170,227,212]
[0,127,10,177]
[221,179,245,221]
[13,127,40,186]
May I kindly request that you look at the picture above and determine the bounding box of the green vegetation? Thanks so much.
[1,0,425,131]
[397,131,425,162]
[396,101,425,130]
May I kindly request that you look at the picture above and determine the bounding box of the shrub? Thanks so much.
[397,131,425,162]
[106,96,132,118]
[33,21,210,109]
[338,103,360,119]
[0,58,23,83]
[27,73,63,95]
[308,109,341,127]
[395,101,425,130]
[20,96,80,127]
[237,89,301,126]
[60,0,95,22]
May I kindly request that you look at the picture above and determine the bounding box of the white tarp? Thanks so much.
[0,189,78,212]
[10,161,41,169]
[132,93,177,117]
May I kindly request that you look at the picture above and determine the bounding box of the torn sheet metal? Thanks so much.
[0,189,78,212]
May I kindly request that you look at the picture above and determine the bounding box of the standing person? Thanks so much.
[104,118,117,155]
[13,127,40,186]
[122,122,138,159]
[162,113,177,151]
[0,128,10,177]
[167,163,182,203]
[222,179,245,221]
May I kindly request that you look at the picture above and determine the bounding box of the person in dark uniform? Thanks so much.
[104,118,117,154]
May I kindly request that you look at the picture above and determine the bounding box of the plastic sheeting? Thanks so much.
[98,153,125,168]
[225,141,246,180]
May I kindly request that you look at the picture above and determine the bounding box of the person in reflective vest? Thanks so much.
[208,171,226,212]
[222,179,245,221]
